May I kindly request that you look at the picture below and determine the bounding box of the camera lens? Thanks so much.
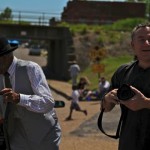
[117,84,135,101]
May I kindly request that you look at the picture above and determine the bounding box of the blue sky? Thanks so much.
[0,0,68,17]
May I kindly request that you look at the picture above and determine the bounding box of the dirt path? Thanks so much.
[57,99,118,150]
[49,80,118,150]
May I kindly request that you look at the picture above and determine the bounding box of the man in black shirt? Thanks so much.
[101,23,150,150]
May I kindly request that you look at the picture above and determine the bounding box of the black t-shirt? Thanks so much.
[111,61,150,150]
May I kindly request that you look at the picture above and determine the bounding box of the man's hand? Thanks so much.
[105,89,120,105]
[102,89,119,112]
[0,88,20,104]
[120,86,149,111]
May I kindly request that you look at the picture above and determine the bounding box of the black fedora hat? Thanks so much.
[0,36,18,57]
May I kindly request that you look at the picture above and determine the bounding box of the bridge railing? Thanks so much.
[0,9,61,26]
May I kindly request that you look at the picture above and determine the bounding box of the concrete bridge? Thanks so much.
[0,23,75,81]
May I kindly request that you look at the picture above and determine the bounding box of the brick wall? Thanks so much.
[61,1,146,24]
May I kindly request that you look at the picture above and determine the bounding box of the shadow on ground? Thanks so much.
[71,106,121,138]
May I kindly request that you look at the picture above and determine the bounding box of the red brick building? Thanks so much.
[61,0,146,24]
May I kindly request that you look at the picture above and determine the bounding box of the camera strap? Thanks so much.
[97,106,126,139]
[97,61,137,139]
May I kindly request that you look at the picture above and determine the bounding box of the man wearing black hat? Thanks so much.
[0,36,61,150]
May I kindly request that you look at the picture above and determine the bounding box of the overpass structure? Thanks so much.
[0,24,75,81]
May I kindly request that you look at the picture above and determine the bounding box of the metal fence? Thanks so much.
[0,9,61,26]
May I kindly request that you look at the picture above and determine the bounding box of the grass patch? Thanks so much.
[78,55,133,90]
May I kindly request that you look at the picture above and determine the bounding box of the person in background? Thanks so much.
[98,77,110,100]
[0,36,61,150]
[77,76,91,100]
[101,23,150,150]
[86,77,110,101]
[68,60,80,86]
[66,85,87,120]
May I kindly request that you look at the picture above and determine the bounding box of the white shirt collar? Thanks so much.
[8,56,18,76]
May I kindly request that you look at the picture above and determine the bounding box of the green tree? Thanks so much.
[0,7,13,20]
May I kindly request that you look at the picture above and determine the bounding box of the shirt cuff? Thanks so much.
[18,94,31,106]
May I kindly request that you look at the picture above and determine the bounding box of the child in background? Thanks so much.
[66,85,87,120]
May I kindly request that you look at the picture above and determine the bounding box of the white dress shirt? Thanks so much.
[7,57,55,113]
